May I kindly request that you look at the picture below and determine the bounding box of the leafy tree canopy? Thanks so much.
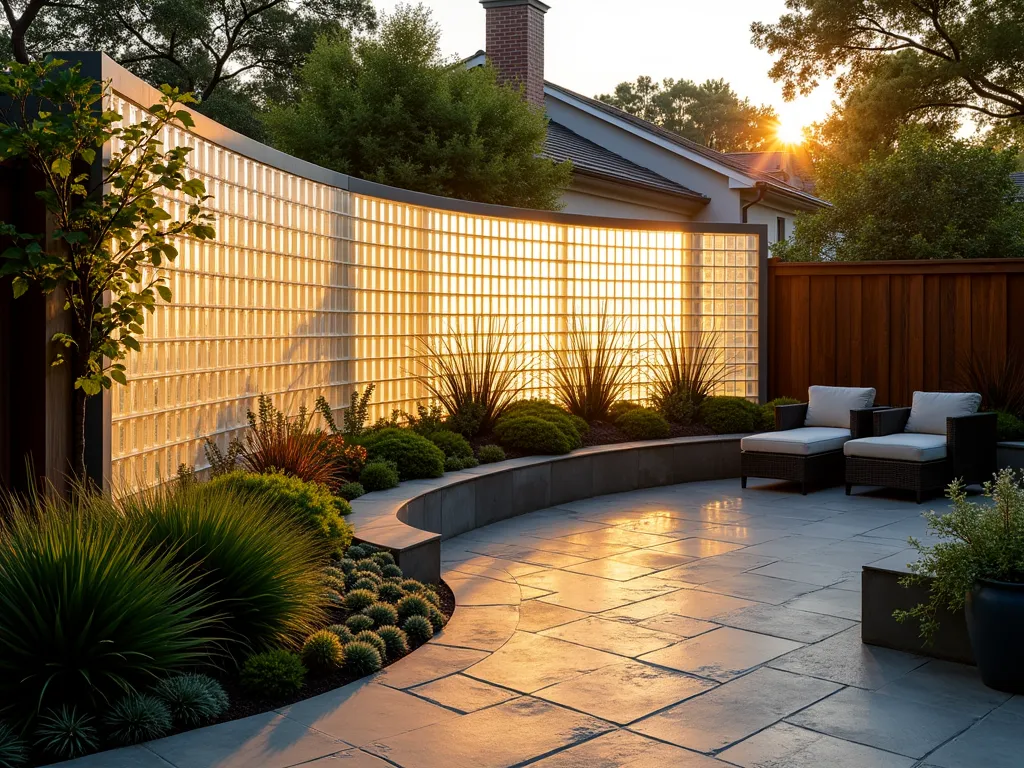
[597,76,779,152]
[264,5,571,210]
[773,127,1024,262]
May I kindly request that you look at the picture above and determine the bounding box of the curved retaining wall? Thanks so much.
[349,435,742,583]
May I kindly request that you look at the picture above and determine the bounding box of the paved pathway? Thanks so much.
[63,479,1023,768]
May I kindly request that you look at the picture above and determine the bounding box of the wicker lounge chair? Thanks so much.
[844,391,996,503]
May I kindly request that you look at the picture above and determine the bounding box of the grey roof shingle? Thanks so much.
[544,121,708,203]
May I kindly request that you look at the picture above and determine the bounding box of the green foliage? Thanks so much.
[396,594,431,622]
[337,482,366,501]
[375,626,409,660]
[422,588,441,608]
[503,401,588,445]
[549,310,634,422]
[372,550,396,566]
[301,630,344,674]
[697,396,761,434]
[616,408,671,440]
[609,401,643,422]
[363,601,399,628]
[358,428,445,480]
[445,455,480,472]
[240,650,306,698]
[0,722,27,768]
[494,416,570,455]
[377,581,404,603]
[477,444,506,464]
[597,75,780,152]
[208,470,352,555]
[152,674,228,726]
[326,624,354,645]
[119,483,329,657]
[238,395,339,488]
[0,60,215,475]
[406,403,448,435]
[351,577,380,593]
[0,491,216,720]
[353,631,387,660]
[400,579,423,593]
[429,431,474,459]
[345,615,375,634]
[265,6,571,208]
[359,460,401,491]
[356,559,383,576]
[104,693,173,746]
[650,326,734,422]
[402,615,433,646]
[895,471,1024,640]
[34,706,98,760]
[996,411,1024,442]
[959,352,1024,418]
[760,397,802,431]
[427,606,446,632]
[342,641,382,676]
[773,128,1024,262]
[203,438,244,478]
[340,385,376,438]
[343,589,377,613]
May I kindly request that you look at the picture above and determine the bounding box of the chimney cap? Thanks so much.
[480,0,550,11]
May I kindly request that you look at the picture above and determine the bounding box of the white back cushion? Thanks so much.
[804,386,876,429]
[905,391,982,435]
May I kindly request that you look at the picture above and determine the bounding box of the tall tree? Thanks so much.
[264,5,571,210]
[597,77,779,152]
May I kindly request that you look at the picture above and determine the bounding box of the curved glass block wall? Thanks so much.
[97,57,766,489]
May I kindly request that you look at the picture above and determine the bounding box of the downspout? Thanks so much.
[741,181,768,223]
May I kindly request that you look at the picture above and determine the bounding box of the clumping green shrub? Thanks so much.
[381,563,403,579]
[494,415,572,455]
[339,557,357,574]
[402,615,434,646]
[337,482,366,500]
[357,428,445,480]
[427,606,447,632]
[445,455,480,471]
[996,410,1024,441]
[397,594,431,622]
[121,483,329,658]
[428,431,474,460]
[400,579,423,593]
[346,544,369,560]
[422,588,441,607]
[207,470,352,554]
[346,614,375,633]
[0,722,27,767]
[302,630,344,674]
[654,390,698,425]
[104,694,173,746]
[759,397,802,431]
[375,626,409,660]
[377,582,404,603]
[34,706,97,761]
[697,396,762,434]
[152,674,228,726]
[477,444,506,464]
[343,589,377,612]
[356,559,384,576]
[354,630,388,660]
[363,601,399,627]
[240,650,306,698]
[616,408,671,440]
[372,549,396,565]
[500,401,587,447]
[0,493,217,719]
[359,460,401,491]
[343,641,382,676]
[350,576,380,592]
[608,401,642,422]
[326,624,354,644]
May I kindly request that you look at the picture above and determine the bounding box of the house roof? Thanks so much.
[544,121,709,203]
[727,151,816,191]
[544,81,827,207]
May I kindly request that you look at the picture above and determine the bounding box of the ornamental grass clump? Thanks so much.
[397,594,431,622]
[896,470,1024,640]
[34,707,98,761]
[353,631,388,660]
[301,631,344,674]
[103,694,173,746]
[346,614,375,633]
[152,674,228,726]
[0,722,26,767]
[650,324,734,423]
[343,588,377,612]
[363,601,399,628]
[342,642,382,676]
[403,615,433,647]
[375,626,410,659]
[240,650,306,698]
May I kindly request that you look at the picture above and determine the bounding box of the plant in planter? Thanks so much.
[895,470,1024,692]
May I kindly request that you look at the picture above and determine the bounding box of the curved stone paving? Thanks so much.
[59,480,1023,768]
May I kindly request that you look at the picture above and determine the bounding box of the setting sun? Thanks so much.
[775,120,806,146]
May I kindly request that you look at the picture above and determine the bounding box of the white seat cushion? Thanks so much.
[844,433,947,462]
[905,391,982,435]
[804,386,877,429]
[742,427,852,456]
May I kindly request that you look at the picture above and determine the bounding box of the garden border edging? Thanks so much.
[347,435,743,583]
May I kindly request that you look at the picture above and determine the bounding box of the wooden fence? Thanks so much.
[768,259,1024,406]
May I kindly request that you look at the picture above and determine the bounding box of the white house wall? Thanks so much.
[558,187,691,221]
[746,201,800,248]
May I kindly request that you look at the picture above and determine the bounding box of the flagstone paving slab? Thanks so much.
[875,660,1012,718]
[431,604,519,652]
[374,645,488,690]
[539,616,680,657]
[603,587,755,622]
[925,710,1024,768]
[606,548,697,570]
[564,557,656,581]
[649,537,745,557]
[719,722,916,768]
[302,750,394,767]
[715,603,856,643]
[639,627,802,681]
[442,574,522,606]
[636,613,719,638]
[516,599,588,632]
[694,572,819,604]
[527,726,724,767]
[785,585,862,620]
[410,674,519,713]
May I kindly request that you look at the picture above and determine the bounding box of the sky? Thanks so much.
[372,0,839,137]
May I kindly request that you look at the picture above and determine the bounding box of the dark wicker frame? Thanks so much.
[845,408,998,503]
[741,404,884,495]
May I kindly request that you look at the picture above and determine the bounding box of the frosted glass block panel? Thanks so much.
[108,90,761,490]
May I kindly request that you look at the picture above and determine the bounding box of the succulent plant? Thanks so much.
[396,594,431,622]
[0,721,27,767]
[104,694,173,746]
[301,630,344,674]
[375,626,409,660]
[342,641,382,676]
[403,614,434,646]
[152,674,229,726]
[363,601,399,628]
[343,588,377,612]
[34,706,98,760]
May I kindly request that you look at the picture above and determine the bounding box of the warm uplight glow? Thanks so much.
[774,120,805,146]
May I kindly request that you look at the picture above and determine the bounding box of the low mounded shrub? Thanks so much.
[402,615,433,646]
[654,390,698,425]
[759,397,802,431]
[500,401,587,447]
[377,582,404,603]
[337,481,366,501]
[445,455,480,471]
[356,559,383,576]
[996,410,1024,442]
[428,431,474,459]
[343,641,382,676]
[301,630,344,674]
[381,563,402,578]
[375,626,409,659]
[207,470,352,555]
[357,428,445,480]
[0,722,26,767]
[477,444,506,464]
[359,460,400,491]
[343,589,377,613]
[616,408,671,440]
[104,694,173,746]
[354,630,388,660]
[350,576,380,592]
[698,396,762,434]
[34,706,98,761]
[608,401,643,422]
[152,674,228,726]
[494,415,571,455]
[326,624,354,644]
[428,605,447,631]
[400,579,423,592]
[346,614,375,633]
[363,601,399,627]
[240,650,306,698]
[396,594,431,622]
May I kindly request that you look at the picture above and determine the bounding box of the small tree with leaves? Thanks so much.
[0,58,216,480]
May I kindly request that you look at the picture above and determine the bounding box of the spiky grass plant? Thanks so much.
[326,625,355,644]
[549,308,635,422]
[353,631,388,660]
[377,582,404,603]
[301,631,344,674]
[34,707,98,761]
[415,317,532,437]
[342,641,382,676]
[363,601,400,628]
[240,394,337,486]
[104,694,173,746]
[152,674,228,726]
[958,350,1024,417]
[649,322,734,420]
[375,626,410,660]
[118,483,329,659]
[402,615,434,646]
[396,594,431,622]
[0,490,217,720]
[0,722,27,767]
[346,614,375,633]
[343,588,377,612]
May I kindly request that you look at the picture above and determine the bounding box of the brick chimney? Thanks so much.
[481,0,549,108]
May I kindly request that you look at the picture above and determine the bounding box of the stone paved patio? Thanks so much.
[61,479,1024,767]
